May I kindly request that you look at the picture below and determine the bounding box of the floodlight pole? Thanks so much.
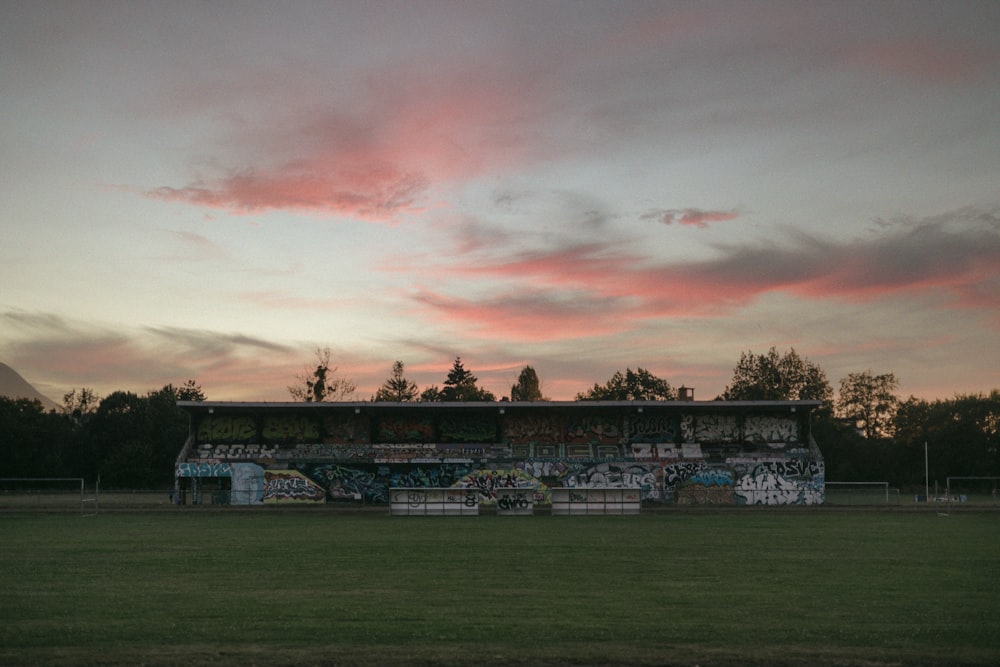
[924,441,929,502]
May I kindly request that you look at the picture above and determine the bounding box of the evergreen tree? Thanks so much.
[373,361,419,402]
[177,379,206,402]
[437,357,496,401]
[419,385,442,402]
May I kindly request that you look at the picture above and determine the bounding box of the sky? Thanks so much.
[2,1,999,405]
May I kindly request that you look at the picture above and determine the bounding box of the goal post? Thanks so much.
[0,478,95,513]
[824,481,893,505]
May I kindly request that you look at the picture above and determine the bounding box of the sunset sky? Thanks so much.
[2,1,999,404]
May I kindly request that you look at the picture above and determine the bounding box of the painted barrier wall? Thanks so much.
[176,402,825,506]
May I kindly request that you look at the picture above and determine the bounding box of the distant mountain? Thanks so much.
[0,362,60,410]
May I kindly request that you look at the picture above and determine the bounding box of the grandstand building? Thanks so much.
[174,400,825,506]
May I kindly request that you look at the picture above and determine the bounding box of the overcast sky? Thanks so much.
[2,0,998,403]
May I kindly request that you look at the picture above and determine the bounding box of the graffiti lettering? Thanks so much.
[688,469,733,486]
[514,460,567,478]
[565,415,620,444]
[263,471,324,502]
[322,414,370,443]
[497,494,529,511]
[455,468,537,502]
[743,416,798,444]
[176,462,232,477]
[693,413,740,443]
[565,462,659,500]
[734,468,824,505]
[196,415,256,443]
[262,415,320,442]
[439,416,495,443]
[503,415,562,443]
[663,462,709,486]
[378,418,434,442]
[626,414,678,443]
[307,463,388,503]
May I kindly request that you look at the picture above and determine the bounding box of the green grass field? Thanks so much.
[1,509,997,666]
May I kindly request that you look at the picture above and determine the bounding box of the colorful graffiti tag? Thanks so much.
[263,470,325,503]
[455,468,540,500]
[196,415,256,443]
[176,461,232,478]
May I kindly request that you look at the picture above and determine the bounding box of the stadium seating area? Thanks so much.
[175,400,827,507]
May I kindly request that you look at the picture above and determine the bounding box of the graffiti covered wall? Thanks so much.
[177,403,825,506]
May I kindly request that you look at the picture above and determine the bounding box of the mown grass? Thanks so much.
[1,509,997,666]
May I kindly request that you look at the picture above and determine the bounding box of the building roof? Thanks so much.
[177,399,822,412]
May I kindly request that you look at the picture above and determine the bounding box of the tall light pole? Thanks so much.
[924,441,929,501]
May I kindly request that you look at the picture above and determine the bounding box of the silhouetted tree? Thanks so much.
[177,379,206,402]
[893,391,1000,488]
[576,367,675,401]
[83,391,150,486]
[721,347,832,408]
[837,370,899,439]
[373,361,419,402]
[510,365,548,401]
[288,347,356,402]
[434,357,496,401]
[62,387,100,425]
[419,385,442,402]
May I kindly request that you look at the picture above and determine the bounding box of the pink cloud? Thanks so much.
[150,163,429,221]
[404,210,1000,339]
[643,208,740,228]
[145,59,558,222]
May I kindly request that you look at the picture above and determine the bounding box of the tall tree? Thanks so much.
[177,379,206,402]
[720,347,832,406]
[83,391,150,486]
[576,367,676,401]
[62,387,100,424]
[146,385,194,484]
[436,357,496,401]
[288,347,356,402]
[837,370,899,439]
[510,365,548,401]
[373,361,419,402]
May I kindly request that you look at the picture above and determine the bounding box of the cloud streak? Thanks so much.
[150,165,429,221]
[0,311,300,400]
[642,208,740,228]
[411,288,632,342]
[408,208,1000,338]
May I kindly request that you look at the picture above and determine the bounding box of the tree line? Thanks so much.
[1,348,997,491]
[1,381,205,489]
